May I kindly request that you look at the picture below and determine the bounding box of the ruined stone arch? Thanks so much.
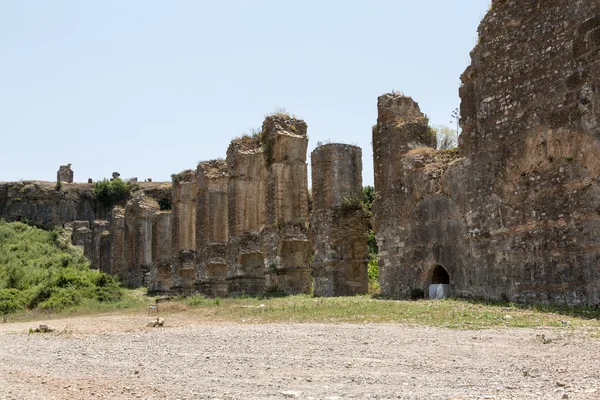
[430,264,450,285]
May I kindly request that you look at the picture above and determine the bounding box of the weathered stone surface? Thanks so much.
[196,160,229,297]
[310,144,369,297]
[122,195,160,287]
[262,116,312,294]
[170,170,197,294]
[149,211,173,294]
[374,0,600,306]
[109,207,126,279]
[57,164,74,183]
[0,181,98,229]
[227,137,266,296]
[172,170,197,253]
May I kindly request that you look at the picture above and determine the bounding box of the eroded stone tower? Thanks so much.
[226,137,267,296]
[310,143,369,296]
[261,116,312,294]
[171,170,197,294]
[196,160,229,297]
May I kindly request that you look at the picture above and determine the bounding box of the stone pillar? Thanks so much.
[171,170,198,295]
[71,220,91,251]
[371,93,435,296]
[91,220,109,270]
[261,116,312,294]
[57,164,74,183]
[123,195,159,287]
[149,211,173,294]
[227,137,267,296]
[110,207,126,279]
[310,144,369,296]
[99,231,112,274]
[196,160,229,297]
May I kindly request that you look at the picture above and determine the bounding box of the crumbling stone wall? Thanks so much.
[310,144,369,296]
[57,164,74,183]
[0,181,97,229]
[374,0,600,305]
[261,116,312,294]
[196,160,229,297]
[226,137,267,296]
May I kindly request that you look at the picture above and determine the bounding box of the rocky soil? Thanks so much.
[1,313,599,399]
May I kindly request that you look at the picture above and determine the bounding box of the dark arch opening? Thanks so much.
[431,265,450,285]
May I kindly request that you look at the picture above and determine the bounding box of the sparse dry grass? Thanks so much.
[6,292,600,334]
[154,295,600,331]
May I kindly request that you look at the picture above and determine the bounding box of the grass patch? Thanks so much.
[138,295,600,330]
[5,293,600,333]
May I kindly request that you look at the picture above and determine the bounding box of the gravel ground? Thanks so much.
[1,313,599,400]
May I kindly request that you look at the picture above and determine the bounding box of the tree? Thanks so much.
[432,125,458,150]
[93,178,132,208]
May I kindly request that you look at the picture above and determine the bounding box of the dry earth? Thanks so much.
[0,312,599,400]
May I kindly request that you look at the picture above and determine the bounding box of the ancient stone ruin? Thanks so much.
[310,144,369,296]
[57,164,73,183]
[1,0,599,306]
[0,112,367,298]
[373,0,600,305]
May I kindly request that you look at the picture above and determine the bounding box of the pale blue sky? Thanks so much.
[0,0,490,185]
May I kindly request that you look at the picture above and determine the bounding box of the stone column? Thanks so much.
[110,207,126,279]
[71,221,92,257]
[123,195,159,287]
[261,116,312,294]
[226,137,267,296]
[196,160,229,297]
[91,220,109,270]
[171,170,198,295]
[149,211,173,294]
[310,144,369,296]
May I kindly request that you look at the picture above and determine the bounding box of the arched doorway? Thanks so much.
[428,265,450,299]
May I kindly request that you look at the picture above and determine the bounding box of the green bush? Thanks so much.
[93,178,132,208]
[0,220,123,313]
[0,288,24,317]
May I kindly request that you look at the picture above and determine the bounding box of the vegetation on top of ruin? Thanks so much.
[231,128,263,153]
[0,220,124,320]
[170,169,196,184]
[93,177,134,209]
[394,115,430,127]
[266,106,296,121]
[198,159,228,178]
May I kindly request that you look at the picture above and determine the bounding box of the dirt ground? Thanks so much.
[0,312,599,400]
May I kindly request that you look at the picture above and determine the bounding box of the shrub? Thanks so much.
[0,288,24,319]
[93,178,132,208]
[158,198,172,211]
[261,285,287,299]
[368,258,380,294]
[0,221,123,313]
[410,288,425,300]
